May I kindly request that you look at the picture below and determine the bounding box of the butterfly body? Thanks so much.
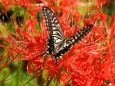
[54,38,72,60]
[41,6,94,61]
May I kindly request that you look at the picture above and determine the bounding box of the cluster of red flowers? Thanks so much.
[1,0,115,86]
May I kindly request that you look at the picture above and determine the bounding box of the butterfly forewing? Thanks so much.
[42,7,65,55]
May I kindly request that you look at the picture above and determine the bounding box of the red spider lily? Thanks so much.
[94,0,109,5]
[15,0,30,7]
[1,0,42,16]
[1,0,12,11]
[2,0,30,8]
[0,0,115,86]
[24,16,115,86]
[27,13,115,86]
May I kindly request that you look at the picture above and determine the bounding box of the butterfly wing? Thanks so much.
[54,24,94,60]
[42,6,94,61]
[67,24,94,45]
[42,7,64,55]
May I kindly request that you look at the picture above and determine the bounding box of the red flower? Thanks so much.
[0,0,115,86]
[15,0,30,7]
[94,0,109,5]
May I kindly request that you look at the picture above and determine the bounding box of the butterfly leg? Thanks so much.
[40,50,49,56]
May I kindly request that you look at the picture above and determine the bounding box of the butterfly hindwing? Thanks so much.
[68,24,94,44]
[54,24,94,60]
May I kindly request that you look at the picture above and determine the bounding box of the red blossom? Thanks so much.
[94,0,109,5]
[15,0,30,8]
[2,0,11,5]
[93,13,108,27]
[10,14,114,85]
[2,0,12,11]
[0,0,115,86]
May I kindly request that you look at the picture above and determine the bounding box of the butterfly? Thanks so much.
[41,6,94,61]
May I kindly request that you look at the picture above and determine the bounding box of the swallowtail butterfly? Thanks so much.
[41,6,94,61]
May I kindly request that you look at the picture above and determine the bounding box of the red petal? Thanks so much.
[93,13,108,27]
[84,18,93,25]
[15,0,30,8]
[94,0,109,5]
[2,0,11,5]
[26,19,37,37]
[110,14,115,28]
